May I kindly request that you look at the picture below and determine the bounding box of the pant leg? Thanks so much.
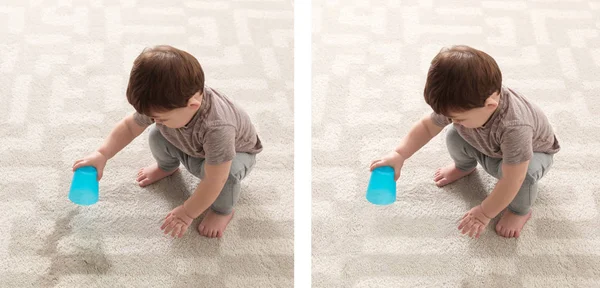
[197,153,257,215]
[446,125,502,176]
[148,125,184,172]
[506,152,554,215]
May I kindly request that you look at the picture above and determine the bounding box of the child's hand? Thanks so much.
[458,205,492,238]
[161,205,194,238]
[73,151,108,181]
[370,151,405,181]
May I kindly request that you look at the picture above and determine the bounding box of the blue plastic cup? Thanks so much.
[366,166,396,205]
[69,166,99,206]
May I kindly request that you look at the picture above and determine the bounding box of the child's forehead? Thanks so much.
[147,109,171,118]
[446,109,472,118]
[446,111,463,118]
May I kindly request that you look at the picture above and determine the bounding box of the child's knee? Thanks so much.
[227,169,243,183]
[148,125,167,149]
[148,125,162,141]
[228,155,255,181]
[445,126,467,149]
[525,161,547,182]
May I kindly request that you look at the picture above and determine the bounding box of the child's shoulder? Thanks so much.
[200,86,243,126]
[499,86,551,128]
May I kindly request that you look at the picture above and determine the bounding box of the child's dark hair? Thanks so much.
[126,45,204,115]
[424,45,502,116]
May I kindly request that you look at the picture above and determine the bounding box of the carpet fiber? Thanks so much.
[313,1,600,287]
[0,1,293,287]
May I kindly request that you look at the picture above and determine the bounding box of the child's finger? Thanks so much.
[369,160,381,171]
[469,224,478,238]
[161,216,173,230]
[164,222,176,235]
[461,219,474,234]
[171,224,181,238]
[73,160,85,170]
[369,159,378,167]
[458,218,467,230]
[394,170,401,181]
[458,214,469,229]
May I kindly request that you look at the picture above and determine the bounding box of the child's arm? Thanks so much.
[370,114,445,180]
[97,113,146,159]
[73,113,146,180]
[183,161,232,218]
[480,160,529,218]
[394,114,445,160]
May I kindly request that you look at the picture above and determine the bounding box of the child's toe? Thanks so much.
[435,178,447,187]
[139,179,150,187]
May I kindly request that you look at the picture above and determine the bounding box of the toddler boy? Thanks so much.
[370,45,560,238]
[73,45,262,238]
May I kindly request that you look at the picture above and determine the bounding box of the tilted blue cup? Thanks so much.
[366,166,396,205]
[69,166,99,206]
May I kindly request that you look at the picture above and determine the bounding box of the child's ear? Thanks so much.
[485,100,498,110]
[485,92,499,109]
[188,93,202,108]
[188,100,200,109]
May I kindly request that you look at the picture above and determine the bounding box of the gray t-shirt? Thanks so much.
[133,86,262,165]
[431,86,560,164]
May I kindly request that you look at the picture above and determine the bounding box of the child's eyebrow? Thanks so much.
[447,115,464,121]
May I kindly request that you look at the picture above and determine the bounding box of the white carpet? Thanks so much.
[313,1,600,287]
[0,1,293,287]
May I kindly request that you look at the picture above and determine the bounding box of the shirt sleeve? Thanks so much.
[430,112,452,127]
[500,125,534,164]
[202,125,236,165]
[133,112,154,127]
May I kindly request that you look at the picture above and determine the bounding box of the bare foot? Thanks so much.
[433,164,476,187]
[197,209,234,238]
[495,209,532,238]
[136,164,179,187]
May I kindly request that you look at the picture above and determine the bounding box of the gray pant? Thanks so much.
[148,125,256,215]
[445,125,554,215]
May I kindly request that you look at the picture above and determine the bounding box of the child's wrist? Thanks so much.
[96,149,109,160]
[479,204,493,219]
[182,201,196,219]
[393,149,407,162]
